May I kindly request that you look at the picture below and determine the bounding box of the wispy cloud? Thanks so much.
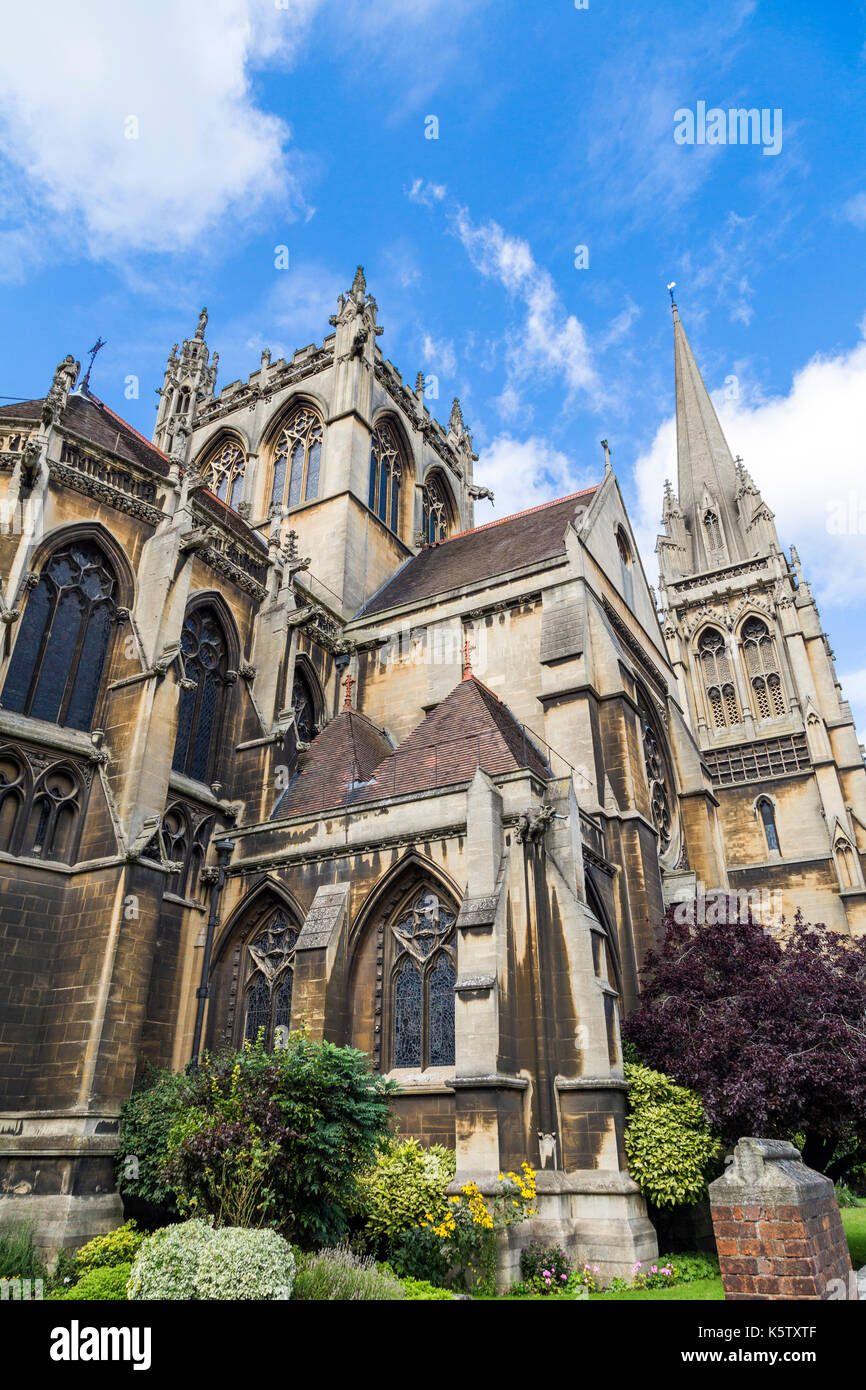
[474,433,597,519]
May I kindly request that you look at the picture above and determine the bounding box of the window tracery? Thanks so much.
[422,475,450,544]
[202,438,246,510]
[172,605,230,784]
[697,628,741,730]
[741,617,785,720]
[368,423,402,533]
[270,407,323,510]
[243,908,299,1047]
[390,888,456,1069]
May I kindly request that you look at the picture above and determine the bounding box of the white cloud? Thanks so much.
[840,193,866,230]
[421,333,457,376]
[838,668,866,746]
[408,179,448,207]
[451,208,603,411]
[631,318,866,611]
[0,1,326,267]
[474,433,597,520]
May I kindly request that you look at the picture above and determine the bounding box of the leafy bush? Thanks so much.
[519,1240,571,1294]
[127,1219,214,1300]
[624,906,866,1181]
[194,1227,295,1300]
[835,1182,863,1209]
[152,1035,393,1246]
[661,1250,720,1284]
[75,1221,144,1273]
[0,1221,46,1281]
[384,1225,449,1285]
[292,1246,405,1301]
[51,1263,132,1301]
[624,1062,721,1207]
[359,1136,455,1241]
[117,1065,193,1210]
[401,1276,454,1300]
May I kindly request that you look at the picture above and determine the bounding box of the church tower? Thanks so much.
[657,300,866,934]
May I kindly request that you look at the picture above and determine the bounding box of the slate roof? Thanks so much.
[0,390,266,554]
[270,710,394,818]
[352,676,551,803]
[357,487,598,618]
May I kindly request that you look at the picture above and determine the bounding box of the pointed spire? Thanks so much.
[351,265,366,300]
[672,300,743,561]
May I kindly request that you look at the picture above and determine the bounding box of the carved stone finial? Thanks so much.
[195,307,208,340]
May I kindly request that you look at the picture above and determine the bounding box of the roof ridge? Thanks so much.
[438,484,598,545]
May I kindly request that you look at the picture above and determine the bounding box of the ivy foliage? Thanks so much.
[624,1062,721,1208]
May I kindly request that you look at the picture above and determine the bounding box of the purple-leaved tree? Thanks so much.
[623,903,866,1181]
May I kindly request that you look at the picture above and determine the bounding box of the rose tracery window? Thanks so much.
[368,423,402,533]
[202,438,245,510]
[422,476,450,544]
[697,628,741,731]
[270,407,323,510]
[391,889,456,1069]
[741,617,785,721]
[2,538,118,731]
[243,908,299,1048]
[172,605,230,784]
[637,695,674,855]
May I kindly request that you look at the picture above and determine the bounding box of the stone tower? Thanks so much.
[657,300,866,933]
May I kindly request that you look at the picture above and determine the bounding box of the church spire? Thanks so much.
[672,300,743,565]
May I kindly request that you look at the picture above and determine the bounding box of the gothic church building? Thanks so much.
[0,270,863,1273]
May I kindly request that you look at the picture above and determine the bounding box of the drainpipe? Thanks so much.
[189,836,235,1069]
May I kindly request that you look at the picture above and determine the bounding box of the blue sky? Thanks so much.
[1,0,864,729]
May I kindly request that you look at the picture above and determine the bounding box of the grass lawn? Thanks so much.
[590,1277,723,1302]
[842,1206,866,1269]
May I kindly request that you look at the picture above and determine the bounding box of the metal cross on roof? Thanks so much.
[342,673,356,710]
[462,632,475,680]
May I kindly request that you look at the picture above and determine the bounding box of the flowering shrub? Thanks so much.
[359,1136,455,1241]
[421,1163,537,1295]
[127,1219,214,1300]
[292,1246,405,1300]
[75,1221,144,1273]
[195,1226,295,1300]
[624,1062,721,1207]
[519,1240,571,1294]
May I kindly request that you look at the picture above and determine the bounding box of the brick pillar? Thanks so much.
[709,1137,857,1301]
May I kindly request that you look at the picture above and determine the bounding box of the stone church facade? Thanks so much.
[0,269,863,1272]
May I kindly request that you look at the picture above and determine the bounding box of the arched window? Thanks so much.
[616,526,632,566]
[201,438,245,511]
[697,628,741,731]
[0,751,26,853]
[741,617,785,720]
[704,509,723,553]
[422,475,451,544]
[269,407,323,510]
[368,423,403,533]
[291,662,320,744]
[243,907,299,1048]
[24,764,81,861]
[2,538,118,732]
[172,605,230,784]
[390,888,456,1069]
[757,797,780,854]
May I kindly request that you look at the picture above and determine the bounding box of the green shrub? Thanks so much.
[384,1225,449,1285]
[127,1219,213,1300]
[624,1062,721,1208]
[154,1035,393,1246]
[359,1136,455,1241]
[194,1227,295,1300]
[661,1251,720,1284]
[401,1276,454,1300]
[117,1065,193,1210]
[75,1221,144,1273]
[52,1263,132,1301]
[292,1246,405,1301]
[835,1182,863,1209]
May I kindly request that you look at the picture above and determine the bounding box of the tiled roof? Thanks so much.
[0,391,266,554]
[270,710,393,818]
[357,487,598,617]
[352,676,551,802]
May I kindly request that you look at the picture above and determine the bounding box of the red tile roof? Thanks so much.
[270,710,393,818]
[357,487,598,617]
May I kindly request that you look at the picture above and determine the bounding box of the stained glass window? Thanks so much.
[2,539,117,731]
[241,908,299,1047]
[390,888,456,1069]
[758,797,780,853]
[393,959,423,1067]
[291,665,319,743]
[172,606,229,784]
[244,977,271,1044]
[202,438,246,511]
[428,955,456,1066]
[270,408,323,510]
[422,477,450,544]
[368,423,403,535]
